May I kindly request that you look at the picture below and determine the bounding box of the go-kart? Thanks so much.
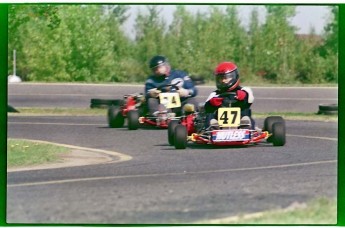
[107,83,187,130]
[168,92,286,149]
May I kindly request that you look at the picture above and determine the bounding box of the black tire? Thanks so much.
[174,125,187,149]
[263,116,285,143]
[107,106,125,128]
[271,122,286,146]
[168,120,180,146]
[127,110,140,130]
[318,104,338,115]
[8,105,19,113]
[90,99,124,109]
[91,98,113,105]
[319,104,338,111]
[90,103,109,109]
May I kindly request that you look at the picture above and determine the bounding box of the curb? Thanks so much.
[7,139,132,172]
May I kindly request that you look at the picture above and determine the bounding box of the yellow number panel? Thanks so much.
[217,107,241,127]
[159,92,181,109]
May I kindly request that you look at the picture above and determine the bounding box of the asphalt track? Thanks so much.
[6,84,338,224]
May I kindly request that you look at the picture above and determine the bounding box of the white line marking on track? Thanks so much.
[8,83,338,89]
[9,121,102,126]
[9,93,121,97]
[287,134,337,141]
[7,160,336,187]
[7,139,132,173]
[9,93,337,101]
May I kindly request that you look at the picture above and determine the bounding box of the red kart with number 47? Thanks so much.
[168,92,286,149]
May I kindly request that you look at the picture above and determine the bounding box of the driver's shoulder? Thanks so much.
[170,69,188,77]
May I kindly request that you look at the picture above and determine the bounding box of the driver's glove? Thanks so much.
[236,90,247,101]
[148,88,161,98]
[178,88,190,97]
[209,97,223,107]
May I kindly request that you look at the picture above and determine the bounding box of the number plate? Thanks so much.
[212,130,250,142]
[218,107,241,127]
[159,92,181,109]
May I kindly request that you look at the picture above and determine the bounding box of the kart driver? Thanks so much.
[204,61,255,129]
[144,55,198,116]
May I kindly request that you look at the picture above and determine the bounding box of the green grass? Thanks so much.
[198,198,337,224]
[7,139,70,168]
[10,107,107,116]
[253,112,338,122]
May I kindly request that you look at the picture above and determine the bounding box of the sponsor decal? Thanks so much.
[212,130,249,141]
[183,75,191,81]
[171,78,184,88]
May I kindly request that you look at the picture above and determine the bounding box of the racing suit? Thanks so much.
[204,86,255,129]
[144,69,198,116]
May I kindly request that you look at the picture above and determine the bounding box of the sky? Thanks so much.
[122,5,331,38]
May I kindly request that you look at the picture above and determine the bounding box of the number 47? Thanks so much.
[217,107,241,127]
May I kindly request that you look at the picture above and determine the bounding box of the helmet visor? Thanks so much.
[216,71,237,85]
[152,63,169,76]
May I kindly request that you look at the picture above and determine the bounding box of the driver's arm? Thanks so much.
[182,75,198,97]
[145,79,160,98]
[204,92,223,113]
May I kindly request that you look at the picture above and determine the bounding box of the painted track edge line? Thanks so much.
[7,138,132,173]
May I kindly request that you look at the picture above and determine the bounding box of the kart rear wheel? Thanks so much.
[271,122,286,146]
[127,110,140,130]
[168,120,179,146]
[263,116,285,142]
[174,125,187,149]
[107,106,125,128]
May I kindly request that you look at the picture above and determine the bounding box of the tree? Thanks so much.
[8,4,61,78]
[134,5,167,77]
[9,4,61,31]
[258,5,297,82]
[102,5,130,24]
[247,7,262,74]
[322,6,338,56]
[318,6,338,82]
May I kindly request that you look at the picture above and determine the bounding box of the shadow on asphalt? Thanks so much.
[156,142,275,150]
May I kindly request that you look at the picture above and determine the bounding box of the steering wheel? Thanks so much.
[218,92,237,107]
[157,83,180,92]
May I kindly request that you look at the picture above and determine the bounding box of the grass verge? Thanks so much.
[198,197,337,224]
[10,107,107,116]
[9,107,338,122]
[253,112,338,122]
[7,139,70,168]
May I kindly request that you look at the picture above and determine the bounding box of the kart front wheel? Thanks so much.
[168,120,179,146]
[127,110,140,130]
[263,116,285,142]
[271,122,286,146]
[107,106,125,128]
[174,125,187,149]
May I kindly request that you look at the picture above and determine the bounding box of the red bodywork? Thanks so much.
[179,114,197,135]
[190,130,269,146]
[139,117,170,128]
[121,96,137,116]
[179,113,269,146]
[121,95,172,128]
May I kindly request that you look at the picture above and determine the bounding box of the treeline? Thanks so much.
[8,5,338,84]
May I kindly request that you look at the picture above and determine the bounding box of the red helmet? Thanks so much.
[214,62,239,91]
